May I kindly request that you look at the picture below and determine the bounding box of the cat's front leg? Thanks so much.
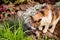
[49,18,60,33]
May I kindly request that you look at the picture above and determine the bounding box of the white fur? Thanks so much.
[42,3,46,7]
[49,17,60,33]
[39,10,52,33]
[35,30,40,39]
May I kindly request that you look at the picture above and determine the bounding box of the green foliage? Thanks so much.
[3,0,28,4]
[56,2,60,8]
[0,19,33,40]
[14,0,26,4]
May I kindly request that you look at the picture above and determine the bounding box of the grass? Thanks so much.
[0,19,33,40]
